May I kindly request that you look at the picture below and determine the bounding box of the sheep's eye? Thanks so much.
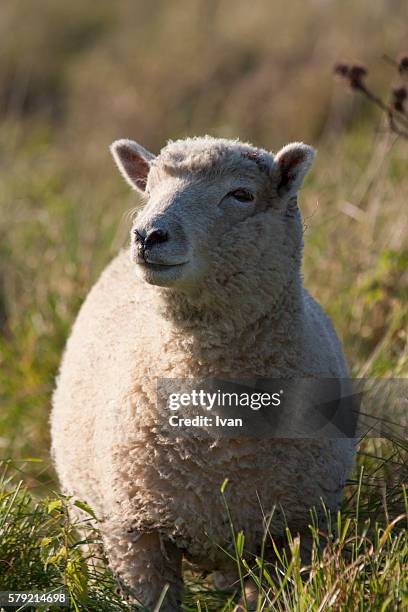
[229,189,254,203]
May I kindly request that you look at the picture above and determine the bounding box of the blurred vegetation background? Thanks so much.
[0,0,407,478]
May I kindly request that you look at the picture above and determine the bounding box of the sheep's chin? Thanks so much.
[135,262,188,287]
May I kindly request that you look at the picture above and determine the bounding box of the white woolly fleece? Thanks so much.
[51,136,355,611]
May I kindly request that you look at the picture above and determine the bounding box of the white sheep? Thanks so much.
[51,136,356,610]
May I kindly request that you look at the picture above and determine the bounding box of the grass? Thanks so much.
[0,461,130,611]
[0,457,407,611]
[0,1,407,610]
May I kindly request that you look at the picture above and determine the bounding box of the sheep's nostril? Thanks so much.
[145,229,168,247]
[133,229,145,243]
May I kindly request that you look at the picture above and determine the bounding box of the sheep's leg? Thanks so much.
[232,529,321,610]
[232,578,258,611]
[103,529,183,611]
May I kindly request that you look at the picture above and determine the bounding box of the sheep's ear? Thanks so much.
[273,142,316,197]
[110,139,155,192]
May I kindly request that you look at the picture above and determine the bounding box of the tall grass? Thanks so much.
[0,459,407,611]
[0,461,131,611]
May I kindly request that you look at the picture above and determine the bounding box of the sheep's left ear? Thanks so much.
[273,142,316,197]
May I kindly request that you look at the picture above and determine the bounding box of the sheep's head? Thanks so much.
[110,136,315,310]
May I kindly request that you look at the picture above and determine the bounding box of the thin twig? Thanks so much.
[334,59,408,140]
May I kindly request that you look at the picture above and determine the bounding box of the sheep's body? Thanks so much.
[51,136,355,610]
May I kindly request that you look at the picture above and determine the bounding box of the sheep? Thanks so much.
[51,135,356,611]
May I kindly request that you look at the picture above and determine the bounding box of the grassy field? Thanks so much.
[0,1,407,609]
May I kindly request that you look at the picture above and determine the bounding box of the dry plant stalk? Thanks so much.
[334,54,408,139]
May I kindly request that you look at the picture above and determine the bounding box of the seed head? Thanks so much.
[391,86,407,112]
[333,62,349,77]
[397,54,408,75]
[348,64,368,89]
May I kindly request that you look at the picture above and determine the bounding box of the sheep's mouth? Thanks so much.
[137,258,190,286]
[139,260,189,271]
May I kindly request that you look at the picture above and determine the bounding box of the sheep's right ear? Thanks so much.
[110,139,155,192]
[273,142,316,198]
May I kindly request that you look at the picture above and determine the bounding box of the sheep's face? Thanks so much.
[110,137,315,299]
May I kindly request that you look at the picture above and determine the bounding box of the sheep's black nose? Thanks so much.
[144,228,168,248]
